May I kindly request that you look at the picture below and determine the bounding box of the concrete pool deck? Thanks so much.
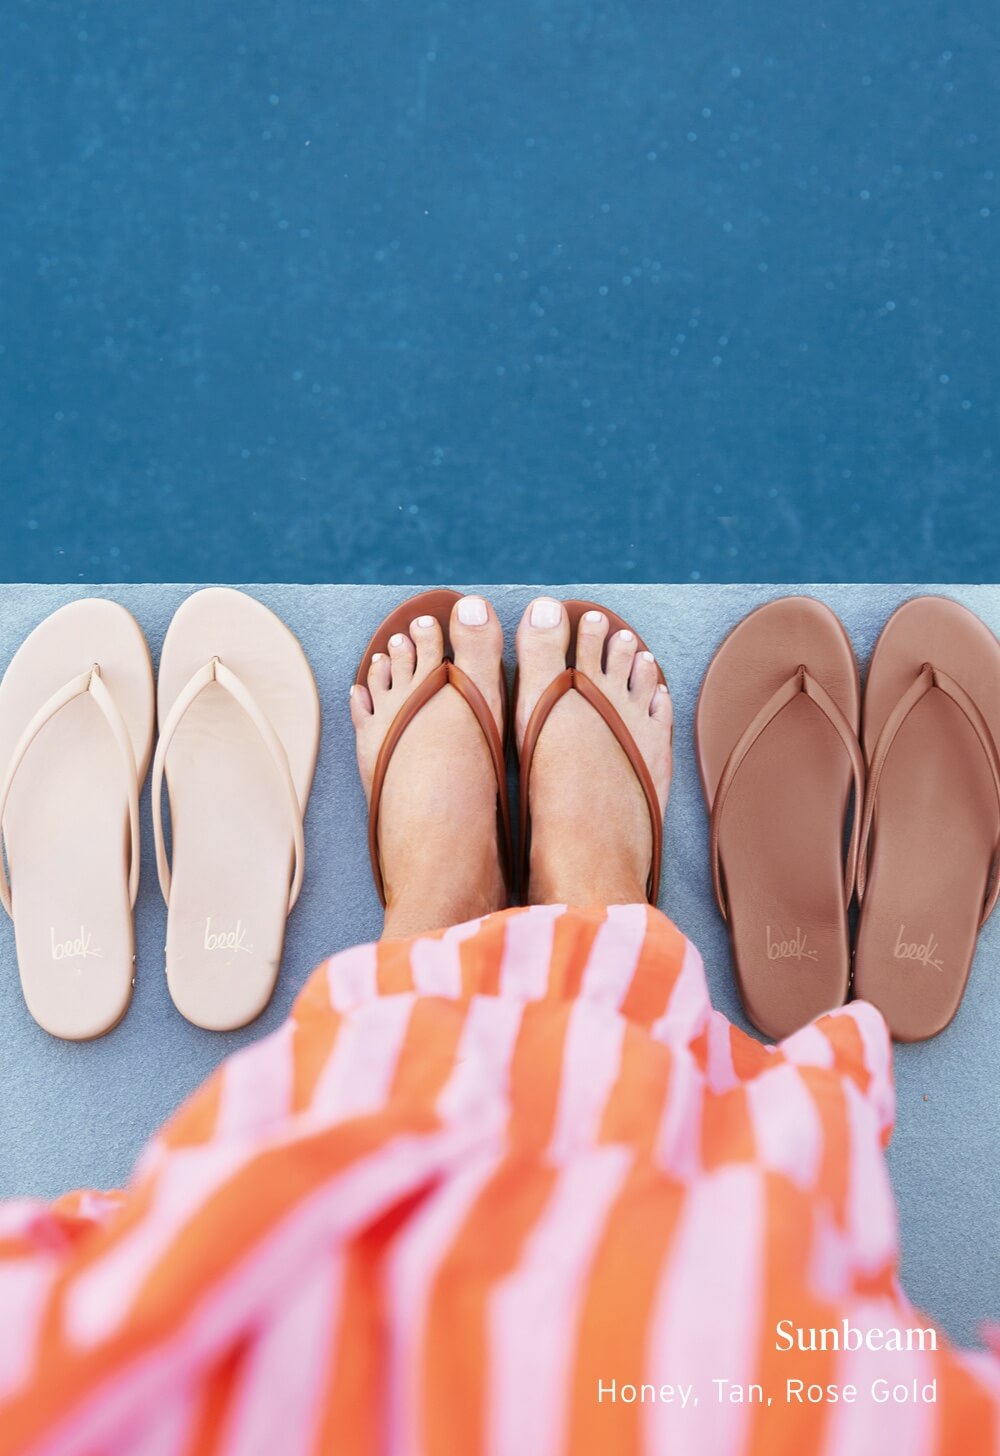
[0,582,996,1349]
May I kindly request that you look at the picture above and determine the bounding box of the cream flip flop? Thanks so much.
[152,589,320,1030]
[0,599,154,1039]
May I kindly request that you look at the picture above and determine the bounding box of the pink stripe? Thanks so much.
[386,1153,504,1456]
[846,1002,895,1135]
[820,1299,939,1456]
[0,1262,58,1401]
[325,941,378,1012]
[843,1081,897,1273]
[488,1146,633,1456]
[781,1021,836,1068]
[215,1023,295,1139]
[113,1389,198,1456]
[436,995,524,1128]
[309,994,415,1119]
[657,936,711,1042]
[744,1062,823,1189]
[645,1166,765,1455]
[578,903,649,1009]
[498,905,563,1001]
[703,1012,739,1092]
[549,1002,626,1159]
[411,918,484,998]
[655,1052,703,1178]
[218,1249,344,1455]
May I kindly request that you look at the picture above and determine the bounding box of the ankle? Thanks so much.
[381,857,507,939]
[528,835,649,908]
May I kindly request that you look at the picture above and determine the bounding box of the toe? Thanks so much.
[387,631,416,686]
[651,681,674,728]
[451,593,503,672]
[349,682,374,723]
[629,649,660,706]
[604,628,637,686]
[516,597,570,682]
[410,612,445,676]
[367,651,391,696]
[576,609,609,678]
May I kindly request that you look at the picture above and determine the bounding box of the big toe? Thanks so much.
[450,594,505,729]
[515,597,571,737]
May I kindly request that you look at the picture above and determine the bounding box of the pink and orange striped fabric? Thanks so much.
[0,904,997,1454]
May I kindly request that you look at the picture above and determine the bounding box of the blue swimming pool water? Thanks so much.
[1,1,996,583]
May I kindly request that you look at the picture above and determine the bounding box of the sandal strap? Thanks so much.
[709,665,865,923]
[367,659,513,907]
[0,665,141,918]
[857,663,1000,924]
[518,667,664,904]
[152,657,306,911]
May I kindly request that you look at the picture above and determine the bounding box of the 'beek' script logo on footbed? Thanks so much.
[894,925,944,971]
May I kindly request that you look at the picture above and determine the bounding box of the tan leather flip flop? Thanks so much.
[0,599,154,1039]
[152,589,320,1031]
[695,597,864,1039]
[515,600,667,905]
[356,589,514,906]
[854,596,1000,1041]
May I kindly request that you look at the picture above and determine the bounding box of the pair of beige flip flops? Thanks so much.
[0,589,320,1040]
[697,594,1000,1043]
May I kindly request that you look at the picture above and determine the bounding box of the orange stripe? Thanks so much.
[746,1172,836,1456]
[799,1067,850,1226]
[730,1023,777,1082]
[818,1013,872,1099]
[700,1085,756,1170]
[376,936,418,995]
[598,1026,673,1155]
[422,1158,558,1456]
[507,1002,573,1152]
[389,999,469,1107]
[618,908,687,1027]
[566,1163,686,1456]
[547,906,607,1002]
[936,1348,999,1454]
[290,976,343,1112]
[463,909,528,997]
[185,1340,247,1456]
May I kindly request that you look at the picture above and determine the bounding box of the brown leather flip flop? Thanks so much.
[854,596,1000,1041]
[515,600,667,905]
[356,589,514,906]
[695,597,864,1039]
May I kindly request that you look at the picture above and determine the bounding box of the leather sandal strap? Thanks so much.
[709,665,865,923]
[857,663,1000,924]
[0,665,141,918]
[518,667,664,904]
[152,657,306,911]
[367,659,512,906]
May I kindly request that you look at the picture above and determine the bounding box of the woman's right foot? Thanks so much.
[515,597,673,905]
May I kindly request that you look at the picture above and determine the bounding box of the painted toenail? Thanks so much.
[530,598,562,628]
[619,630,634,643]
[371,652,386,662]
[657,683,669,694]
[584,610,604,623]
[640,650,655,662]
[389,633,406,648]
[415,615,435,628]
[458,595,488,626]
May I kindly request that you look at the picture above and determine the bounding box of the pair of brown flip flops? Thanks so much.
[355,590,667,908]
[696,594,1000,1042]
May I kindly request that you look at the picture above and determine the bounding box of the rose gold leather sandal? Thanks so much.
[152,589,320,1031]
[515,599,667,905]
[854,596,1000,1041]
[0,599,154,1039]
[695,597,864,1039]
[356,589,514,906]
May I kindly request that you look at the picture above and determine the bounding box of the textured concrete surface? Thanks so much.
[0,583,997,1351]
[1,2,998,583]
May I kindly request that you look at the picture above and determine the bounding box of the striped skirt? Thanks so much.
[1,905,997,1454]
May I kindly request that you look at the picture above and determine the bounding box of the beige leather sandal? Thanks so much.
[695,596,864,1039]
[515,599,667,905]
[854,596,1000,1041]
[0,599,154,1039]
[152,588,320,1030]
[356,589,514,905]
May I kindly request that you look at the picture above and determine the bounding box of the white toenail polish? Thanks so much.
[584,610,604,623]
[416,615,435,628]
[641,651,655,662]
[458,595,488,626]
[530,598,561,628]
[371,652,386,662]
[619,630,634,643]
[389,633,406,648]
[349,684,356,696]
[657,683,669,693]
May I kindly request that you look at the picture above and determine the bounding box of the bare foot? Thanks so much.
[351,594,508,938]
[515,597,673,905]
